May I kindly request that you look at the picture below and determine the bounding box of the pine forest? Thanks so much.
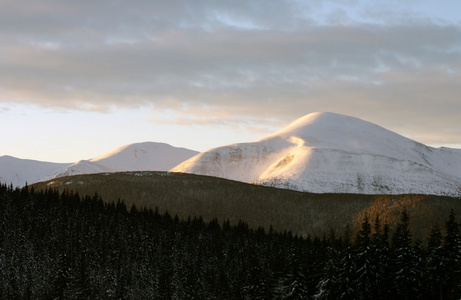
[1,183,461,299]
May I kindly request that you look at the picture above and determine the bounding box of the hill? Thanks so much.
[171,112,461,196]
[31,171,461,241]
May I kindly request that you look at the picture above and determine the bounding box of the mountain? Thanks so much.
[0,156,71,187]
[171,112,461,196]
[42,142,199,181]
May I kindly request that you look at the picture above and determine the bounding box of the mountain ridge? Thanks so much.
[1,142,199,187]
[171,112,461,196]
[41,142,199,182]
[0,156,72,188]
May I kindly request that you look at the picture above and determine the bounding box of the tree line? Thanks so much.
[0,183,460,299]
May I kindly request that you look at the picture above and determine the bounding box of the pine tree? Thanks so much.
[51,252,71,300]
[426,225,444,299]
[278,250,310,299]
[304,237,327,297]
[335,247,357,299]
[354,215,375,298]
[352,214,391,299]
[390,210,423,299]
[441,209,461,299]
[355,215,371,246]
[374,222,391,299]
[315,247,340,299]
[242,261,277,299]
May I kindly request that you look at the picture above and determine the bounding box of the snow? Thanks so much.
[41,142,199,182]
[171,112,461,196]
[1,142,199,187]
[0,156,71,188]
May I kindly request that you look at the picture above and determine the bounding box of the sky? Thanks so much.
[1,0,461,163]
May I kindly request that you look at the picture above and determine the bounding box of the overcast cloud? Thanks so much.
[1,0,461,146]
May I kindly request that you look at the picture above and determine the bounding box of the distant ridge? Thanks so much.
[171,112,461,196]
[0,156,71,188]
[41,142,199,181]
[1,142,199,187]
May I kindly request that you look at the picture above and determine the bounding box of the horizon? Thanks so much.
[2,111,461,164]
[1,0,461,163]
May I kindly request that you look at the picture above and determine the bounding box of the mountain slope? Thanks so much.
[31,171,461,241]
[0,156,71,187]
[42,142,199,181]
[172,112,461,196]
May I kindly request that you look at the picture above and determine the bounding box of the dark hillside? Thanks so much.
[31,171,461,240]
[4,184,461,298]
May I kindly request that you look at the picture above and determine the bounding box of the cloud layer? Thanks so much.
[1,0,461,145]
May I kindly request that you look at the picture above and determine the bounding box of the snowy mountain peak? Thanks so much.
[269,112,386,141]
[92,142,171,161]
[41,142,199,181]
[1,142,199,187]
[268,112,358,138]
[264,112,418,158]
[172,112,461,196]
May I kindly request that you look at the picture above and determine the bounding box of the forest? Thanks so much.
[1,183,461,299]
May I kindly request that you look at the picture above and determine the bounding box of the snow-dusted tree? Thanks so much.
[50,252,72,300]
[441,209,461,299]
[334,248,358,299]
[390,210,424,299]
[349,214,391,299]
[277,262,309,299]
[315,251,340,299]
[242,263,278,300]
[425,224,444,299]
[353,215,375,298]
[373,221,391,299]
[63,255,91,300]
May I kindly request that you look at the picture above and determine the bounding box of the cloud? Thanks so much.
[1,1,461,145]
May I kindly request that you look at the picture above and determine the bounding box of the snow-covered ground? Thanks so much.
[1,142,199,187]
[171,112,461,196]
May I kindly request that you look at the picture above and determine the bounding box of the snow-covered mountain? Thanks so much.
[171,112,461,196]
[0,156,72,188]
[1,142,198,187]
[42,142,199,181]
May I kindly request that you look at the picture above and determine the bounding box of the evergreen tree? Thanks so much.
[355,215,371,246]
[315,246,341,299]
[374,222,391,299]
[390,210,423,299]
[335,247,358,299]
[3,183,461,299]
[304,237,327,297]
[353,214,390,299]
[354,215,374,298]
[441,209,461,299]
[278,249,310,299]
[426,224,444,299]
[51,252,71,300]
